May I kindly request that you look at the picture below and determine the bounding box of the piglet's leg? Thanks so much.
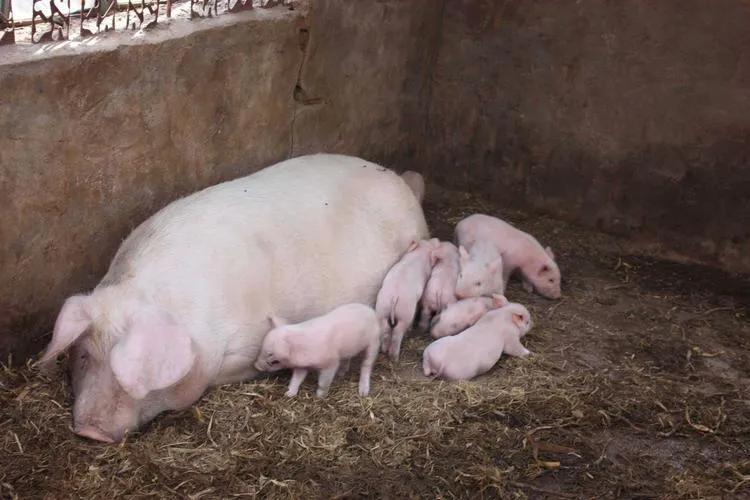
[316,362,340,398]
[388,321,409,363]
[339,358,352,376]
[379,318,391,354]
[358,340,380,396]
[286,368,309,397]
[522,278,534,294]
[504,336,531,358]
[417,304,432,332]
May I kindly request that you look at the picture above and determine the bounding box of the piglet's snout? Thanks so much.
[74,424,115,443]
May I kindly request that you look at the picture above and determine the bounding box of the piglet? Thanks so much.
[375,238,439,362]
[422,302,532,381]
[254,303,381,397]
[429,294,508,339]
[454,242,505,299]
[456,214,561,299]
[419,241,461,330]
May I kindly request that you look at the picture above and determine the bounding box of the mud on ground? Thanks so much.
[1,185,748,498]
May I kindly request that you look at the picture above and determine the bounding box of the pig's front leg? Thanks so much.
[316,361,340,398]
[522,277,534,294]
[358,340,380,396]
[504,336,531,358]
[286,368,309,397]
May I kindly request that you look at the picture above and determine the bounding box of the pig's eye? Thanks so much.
[475,281,481,287]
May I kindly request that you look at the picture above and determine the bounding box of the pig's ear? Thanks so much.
[458,246,470,262]
[545,246,555,260]
[36,295,92,373]
[110,308,195,400]
[277,336,293,363]
[406,240,419,252]
[511,313,526,329]
[429,249,439,267]
[488,255,504,274]
[268,315,287,329]
[491,294,508,308]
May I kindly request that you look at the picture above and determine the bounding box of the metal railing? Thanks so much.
[0,0,287,45]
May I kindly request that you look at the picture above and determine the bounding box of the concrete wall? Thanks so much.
[421,0,750,273]
[3,0,749,359]
[0,1,439,359]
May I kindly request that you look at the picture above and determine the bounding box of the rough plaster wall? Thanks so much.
[422,0,750,273]
[291,0,441,165]
[0,10,304,359]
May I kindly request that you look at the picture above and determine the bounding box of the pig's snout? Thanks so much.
[74,424,116,443]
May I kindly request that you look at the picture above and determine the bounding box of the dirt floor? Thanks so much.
[1,184,749,499]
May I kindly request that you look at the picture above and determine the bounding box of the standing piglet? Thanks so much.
[419,241,461,330]
[254,304,381,397]
[455,214,561,299]
[422,302,532,381]
[375,238,439,362]
[430,294,508,339]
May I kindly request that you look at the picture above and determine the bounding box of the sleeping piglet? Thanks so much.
[375,238,439,362]
[456,214,561,299]
[429,294,508,339]
[254,303,381,398]
[422,302,532,381]
[419,241,461,330]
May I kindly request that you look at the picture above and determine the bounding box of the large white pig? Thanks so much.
[36,154,428,443]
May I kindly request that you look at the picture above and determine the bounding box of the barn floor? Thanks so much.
[1,184,749,499]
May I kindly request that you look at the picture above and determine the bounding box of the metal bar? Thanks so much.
[0,0,14,45]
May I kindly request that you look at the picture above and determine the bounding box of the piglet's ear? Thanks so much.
[429,249,439,267]
[268,315,287,329]
[488,255,504,273]
[458,245,470,261]
[406,240,419,252]
[512,313,525,329]
[110,307,195,400]
[36,295,92,374]
[545,246,555,260]
[491,294,509,308]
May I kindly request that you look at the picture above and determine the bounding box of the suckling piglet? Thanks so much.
[375,238,439,362]
[419,241,461,330]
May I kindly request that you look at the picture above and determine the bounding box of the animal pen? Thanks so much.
[1,0,749,498]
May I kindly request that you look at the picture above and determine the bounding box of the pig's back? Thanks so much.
[100,154,428,363]
[455,214,533,256]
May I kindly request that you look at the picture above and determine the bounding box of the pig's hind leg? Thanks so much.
[387,321,410,363]
[316,361,341,398]
[358,339,380,396]
[504,336,531,358]
[286,368,309,397]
